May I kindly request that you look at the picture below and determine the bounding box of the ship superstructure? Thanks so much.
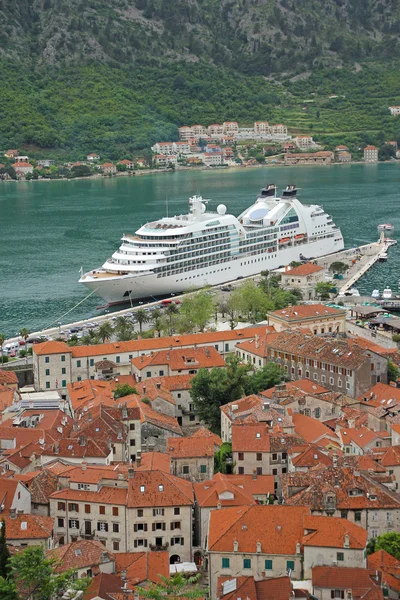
[79,185,344,304]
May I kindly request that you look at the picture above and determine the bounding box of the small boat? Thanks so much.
[378,224,394,231]
[379,252,388,262]
[382,287,392,299]
[371,289,380,299]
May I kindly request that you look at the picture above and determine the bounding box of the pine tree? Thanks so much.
[0,518,11,579]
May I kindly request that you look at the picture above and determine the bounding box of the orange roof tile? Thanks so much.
[33,341,71,356]
[84,572,123,600]
[131,346,225,371]
[194,472,274,508]
[61,326,275,358]
[218,576,292,600]
[312,566,383,599]
[115,551,169,586]
[339,426,381,449]
[303,514,367,549]
[208,505,309,554]
[48,540,114,572]
[50,485,127,505]
[232,423,300,453]
[357,382,400,407]
[0,370,18,385]
[167,436,218,459]
[270,303,345,321]
[2,514,54,540]
[127,470,193,507]
[292,413,339,444]
[284,263,324,276]
[67,379,115,413]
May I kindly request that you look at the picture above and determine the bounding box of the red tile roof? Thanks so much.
[50,485,127,505]
[218,576,292,600]
[48,326,275,359]
[208,505,309,554]
[232,423,301,453]
[194,472,273,508]
[2,514,54,540]
[126,470,193,507]
[67,379,115,413]
[312,566,383,599]
[292,413,339,444]
[33,341,71,355]
[132,346,225,371]
[43,438,111,459]
[84,572,123,600]
[270,303,345,321]
[168,431,221,459]
[0,479,22,513]
[115,551,169,586]
[285,264,324,276]
[48,540,114,572]
[303,514,367,549]
[0,370,18,385]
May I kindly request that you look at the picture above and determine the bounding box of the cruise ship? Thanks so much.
[79,185,344,305]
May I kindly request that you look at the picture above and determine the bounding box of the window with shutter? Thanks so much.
[134,524,137,532]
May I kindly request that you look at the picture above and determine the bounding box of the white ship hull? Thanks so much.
[81,235,343,305]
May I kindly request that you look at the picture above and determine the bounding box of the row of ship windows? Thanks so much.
[174,266,232,281]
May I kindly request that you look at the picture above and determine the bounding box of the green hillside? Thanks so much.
[0,0,400,156]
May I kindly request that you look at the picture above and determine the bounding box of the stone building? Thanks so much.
[168,429,222,482]
[280,263,325,301]
[267,304,347,334]
[266,330,388,398]
[207,505,367,598]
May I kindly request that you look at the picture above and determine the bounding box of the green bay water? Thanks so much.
[1,163,399,336]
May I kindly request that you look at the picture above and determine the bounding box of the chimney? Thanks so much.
[156,382,161,389]
[233,540,238,552]
[128,467,135,479]
[217,502,222,510]
[79,435,86,447]
[296,541,301,554]
[9,508,16,519]
[54,443,59,455]
[256,541,262,553]
[122,405,128,420]
[136,453,142,468]
[142,386,146,394]
[255,334,260,349]
[252,469,257,480]
[344,533,350,548]
[82,462,87,471]
[332,453,338,467]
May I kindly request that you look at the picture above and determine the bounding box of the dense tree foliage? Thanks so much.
[367,532,400,559]
[191,355,285,432]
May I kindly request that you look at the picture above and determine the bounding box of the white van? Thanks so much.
[3,342,19,354]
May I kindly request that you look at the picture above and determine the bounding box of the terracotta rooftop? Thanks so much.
[67,379,115,413]
[221,394,292,428]
[34,326,274,358]
[48,540,114,572]
[338,426,382,449]
[271,304,344,322]
[43,437,112,459]
[292,413,339,444]
[217,575,292,600]
[126,470,194,508]
[115,551,169,586]
[194,472,274,508]
[356,382,400,407]
[131,346,225,371]
[236,331,279,357]
[0,479,24,514]
[84,572,123,600]
[303,514,367,549]
[2,514,54,540]
[120,395,182,435]
[312,566,383,600]
[231,423,301,453]
[208,505,309,554]
[0,369,18,385]
[268,330,369,369]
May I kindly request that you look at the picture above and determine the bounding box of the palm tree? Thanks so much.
[19,328,30,344]
[67,334,79,346]
[81,329,98,345]
[135,309,148,334]
[97,321,113,342]
[0,334,5,364]
[151,309,163,334]
[115,316,134,341]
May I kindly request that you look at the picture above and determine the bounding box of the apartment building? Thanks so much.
[231,423,301,488]
[312,566,383,600]
[194,472,274,548]
[50,468,194,561]
[389,106,400,116]
[168,429,222,482]
[254,121,269,134]
[203,152,223,166]
[33,326,272,390]
[284,151,334,165]
[267,303,346,333]
[364,145,379,163]
[178,126,193,140]
[151,142,175,154]
[131,346,225,381]
[153,154,177,166]
[280,263,325,301]
[281,464,400,538]
[266,330,388,398]
[220,394,293,443]
[207,505,367,598]
[294,135,314,148]
[172,141,191,154]
[2,512,55,549]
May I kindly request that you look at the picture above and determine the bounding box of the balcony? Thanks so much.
[150,542,169,551]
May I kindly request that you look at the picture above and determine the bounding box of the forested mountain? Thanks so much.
[0,0,400,156]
